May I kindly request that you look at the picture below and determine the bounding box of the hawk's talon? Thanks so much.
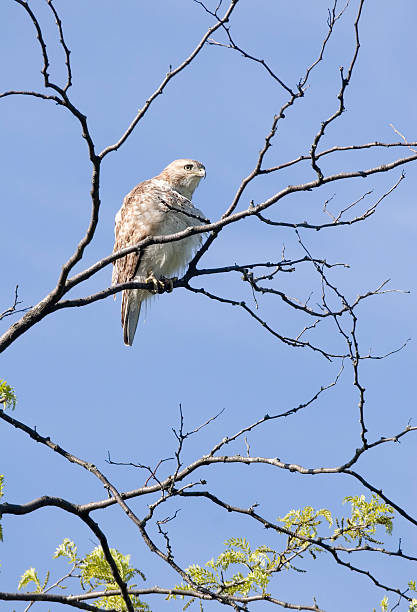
[161,276,177,293]
[145,273,177,294]
[145,272,164,294]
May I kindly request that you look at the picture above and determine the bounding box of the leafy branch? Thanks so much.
[0,380,16,410]
[18,538,149,612]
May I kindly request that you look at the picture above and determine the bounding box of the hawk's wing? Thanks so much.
[112,180,166,344]
[113,181,149,288]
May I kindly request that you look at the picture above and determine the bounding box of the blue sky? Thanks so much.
[1,1,416,610]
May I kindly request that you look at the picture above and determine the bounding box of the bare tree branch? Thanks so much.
[0,591,112,612]
[0,286,30,321]
[98,0,241,158]
[310,0,365,181]
[46,0,72,92]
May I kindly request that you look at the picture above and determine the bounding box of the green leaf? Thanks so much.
[278,505,332,553]
[0,380,16,411]
[170,538,282,604]
[79,546,148,611]
[53,538,78,564]
[18,567,43,592]
[409,599,417,612]
[80,546,145,589]
[333,494,394,543]
[17,538,149,611]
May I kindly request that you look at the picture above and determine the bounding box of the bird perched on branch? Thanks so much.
[112,159,207,346]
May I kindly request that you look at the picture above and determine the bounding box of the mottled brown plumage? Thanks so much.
[112,159,206,345]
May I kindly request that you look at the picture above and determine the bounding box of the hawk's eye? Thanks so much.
[184,164,193,171]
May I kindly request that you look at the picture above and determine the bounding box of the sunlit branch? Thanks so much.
[0,90,63,103]
[178,489,413,605]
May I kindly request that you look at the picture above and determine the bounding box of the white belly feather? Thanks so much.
[135,209,203,295]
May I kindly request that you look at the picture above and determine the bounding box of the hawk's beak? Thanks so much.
[199,167,206,179]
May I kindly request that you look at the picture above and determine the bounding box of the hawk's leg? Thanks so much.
[160,276,177,293]
[145,272,165,294]
[145,273,177,294]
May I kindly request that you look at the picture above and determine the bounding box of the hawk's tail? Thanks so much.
[122,290,143,346]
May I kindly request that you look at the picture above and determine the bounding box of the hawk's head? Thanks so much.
[159,159,206,200]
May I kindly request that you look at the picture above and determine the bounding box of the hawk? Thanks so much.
[112,159,207,346]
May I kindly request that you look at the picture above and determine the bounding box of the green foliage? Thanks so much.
[10,495,402,611]
[169,537,281,608]
[18,538,149,611]
[0,379,16,410]
[333,494,394,544]
[18,567,50,593]
[170,495,398,610]
[380,595,388,612]
[80,545,148,611]
[278,505,332,560]
[53,537,78,564]
[377,581,417,612]
[378,594,417,612]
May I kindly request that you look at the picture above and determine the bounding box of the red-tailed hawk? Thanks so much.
[112,159,207,346]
